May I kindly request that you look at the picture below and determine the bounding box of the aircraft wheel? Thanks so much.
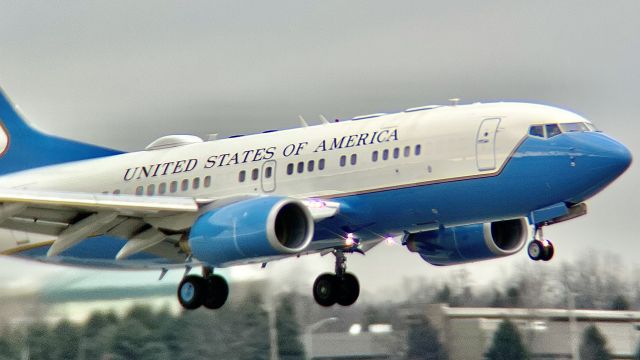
[527,240,544,261]
[336,273,360,306]
[541,240,554,261]
[313,273,338,307]
[178,275,205,310]
[203,275,229,310]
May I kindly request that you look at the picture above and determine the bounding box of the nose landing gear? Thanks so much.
[312,250,360,307]
[527,227,554,261]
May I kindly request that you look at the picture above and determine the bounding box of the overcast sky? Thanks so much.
[0,1,638,302]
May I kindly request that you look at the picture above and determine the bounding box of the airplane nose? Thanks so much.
[572,132,632,182]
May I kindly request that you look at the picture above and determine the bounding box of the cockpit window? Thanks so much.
[529,122,596,139]
[529,125,544,138]
[559,122,589,132]
[545,124,561,138]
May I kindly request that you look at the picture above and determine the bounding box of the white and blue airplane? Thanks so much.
[0,89,631,309]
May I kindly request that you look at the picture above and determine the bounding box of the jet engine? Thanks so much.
[405,218,528,266]
[188,196,314,265]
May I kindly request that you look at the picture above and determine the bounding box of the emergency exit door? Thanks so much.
[476,118,501,171]
[261,160,277,192]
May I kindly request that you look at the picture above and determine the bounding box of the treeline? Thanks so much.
[0,252,638,360]
[402,253,640,311]
[0,292,280,360]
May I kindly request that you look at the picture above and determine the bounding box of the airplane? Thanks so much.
[0,88,631,310]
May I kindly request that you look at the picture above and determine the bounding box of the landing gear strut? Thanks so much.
[177,266,229,310]
[527,226,554,262]
[313,250,360,307]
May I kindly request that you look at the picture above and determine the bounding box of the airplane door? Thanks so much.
[476,118,501,171]
[261,160,277,192]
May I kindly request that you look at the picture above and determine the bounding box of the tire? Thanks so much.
[313,273,338,307]
[527,240,544,261]
[177,275,205,310]
[336,273,360,306]
[541,240,554,261]
[203,275,229,310]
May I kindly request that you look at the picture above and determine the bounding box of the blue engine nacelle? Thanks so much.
[188,196,314,266]
[405,218,528,266]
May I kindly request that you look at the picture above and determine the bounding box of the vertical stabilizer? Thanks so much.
[0,88,122,175]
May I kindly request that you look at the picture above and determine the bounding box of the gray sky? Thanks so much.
[0,1,638,302]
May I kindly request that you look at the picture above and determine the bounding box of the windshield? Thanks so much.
[529,122,596,139]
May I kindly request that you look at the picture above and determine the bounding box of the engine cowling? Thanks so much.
[405,218,528,266]
[188,196,314,265]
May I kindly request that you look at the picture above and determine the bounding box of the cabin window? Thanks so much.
[415,144,422,156]
[529,125,544,138]
[192,177,200,190]
[158,183,167,194]
[404,146,411,157]
[147,184,155,196]
[297,162,304,174]
[318,159,325,170]
[204,176,211,187]
[287,163,294,175]
[545,124,561,138]
[382,149,389,160]
[239,170,246,182]
[340,155,346,167]
[265,166,273,178]
[350,154,357,165]
[308,160,315,172]
[393,148,400,159]
[372,151,378,162]
[252,168,259,180]
[136,186,143,195]
[181,179,189,191]
[113,189,121,195]
[170,181,178,193]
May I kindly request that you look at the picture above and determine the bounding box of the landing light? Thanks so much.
[345,233,355,246]
[385,236,396,245]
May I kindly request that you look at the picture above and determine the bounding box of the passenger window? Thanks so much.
[204,176,211,187]
[350,154,357,165]
[181,179,189,191]
[192,178,200,190]
[170,181,177,193]
[287,163,294,175]
[265,166,273,178]
[297,162,304,174]
[113,189,121,195]
[529,125,544,138]
[308,160,314,172]
[158,183,167,194]
[382,149,389,160]
[252,168,259,180]
[340,155,346,167]
[393,148,400,159]
[546,124,561,138]
[147,184,155,196]
[239,170,246,182]
[372,151,378,162]
[318,159,325,170]
[404,146,410,157]
[415,144,422,156]
[136,186,143,196]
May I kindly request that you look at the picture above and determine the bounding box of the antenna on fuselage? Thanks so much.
[448,98,460,106]
[319,114,330,124]
[298,115,309,127]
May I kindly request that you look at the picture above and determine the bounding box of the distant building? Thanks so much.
[306,325,399,359]
[415,304,640,360]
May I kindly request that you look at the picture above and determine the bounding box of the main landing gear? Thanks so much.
[527,226,554,262]
[313,250,360,307]
[177,266,229,310]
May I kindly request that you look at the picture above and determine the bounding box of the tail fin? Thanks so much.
[0,87,122,175]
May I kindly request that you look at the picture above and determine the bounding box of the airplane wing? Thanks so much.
[0,189,339,262]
